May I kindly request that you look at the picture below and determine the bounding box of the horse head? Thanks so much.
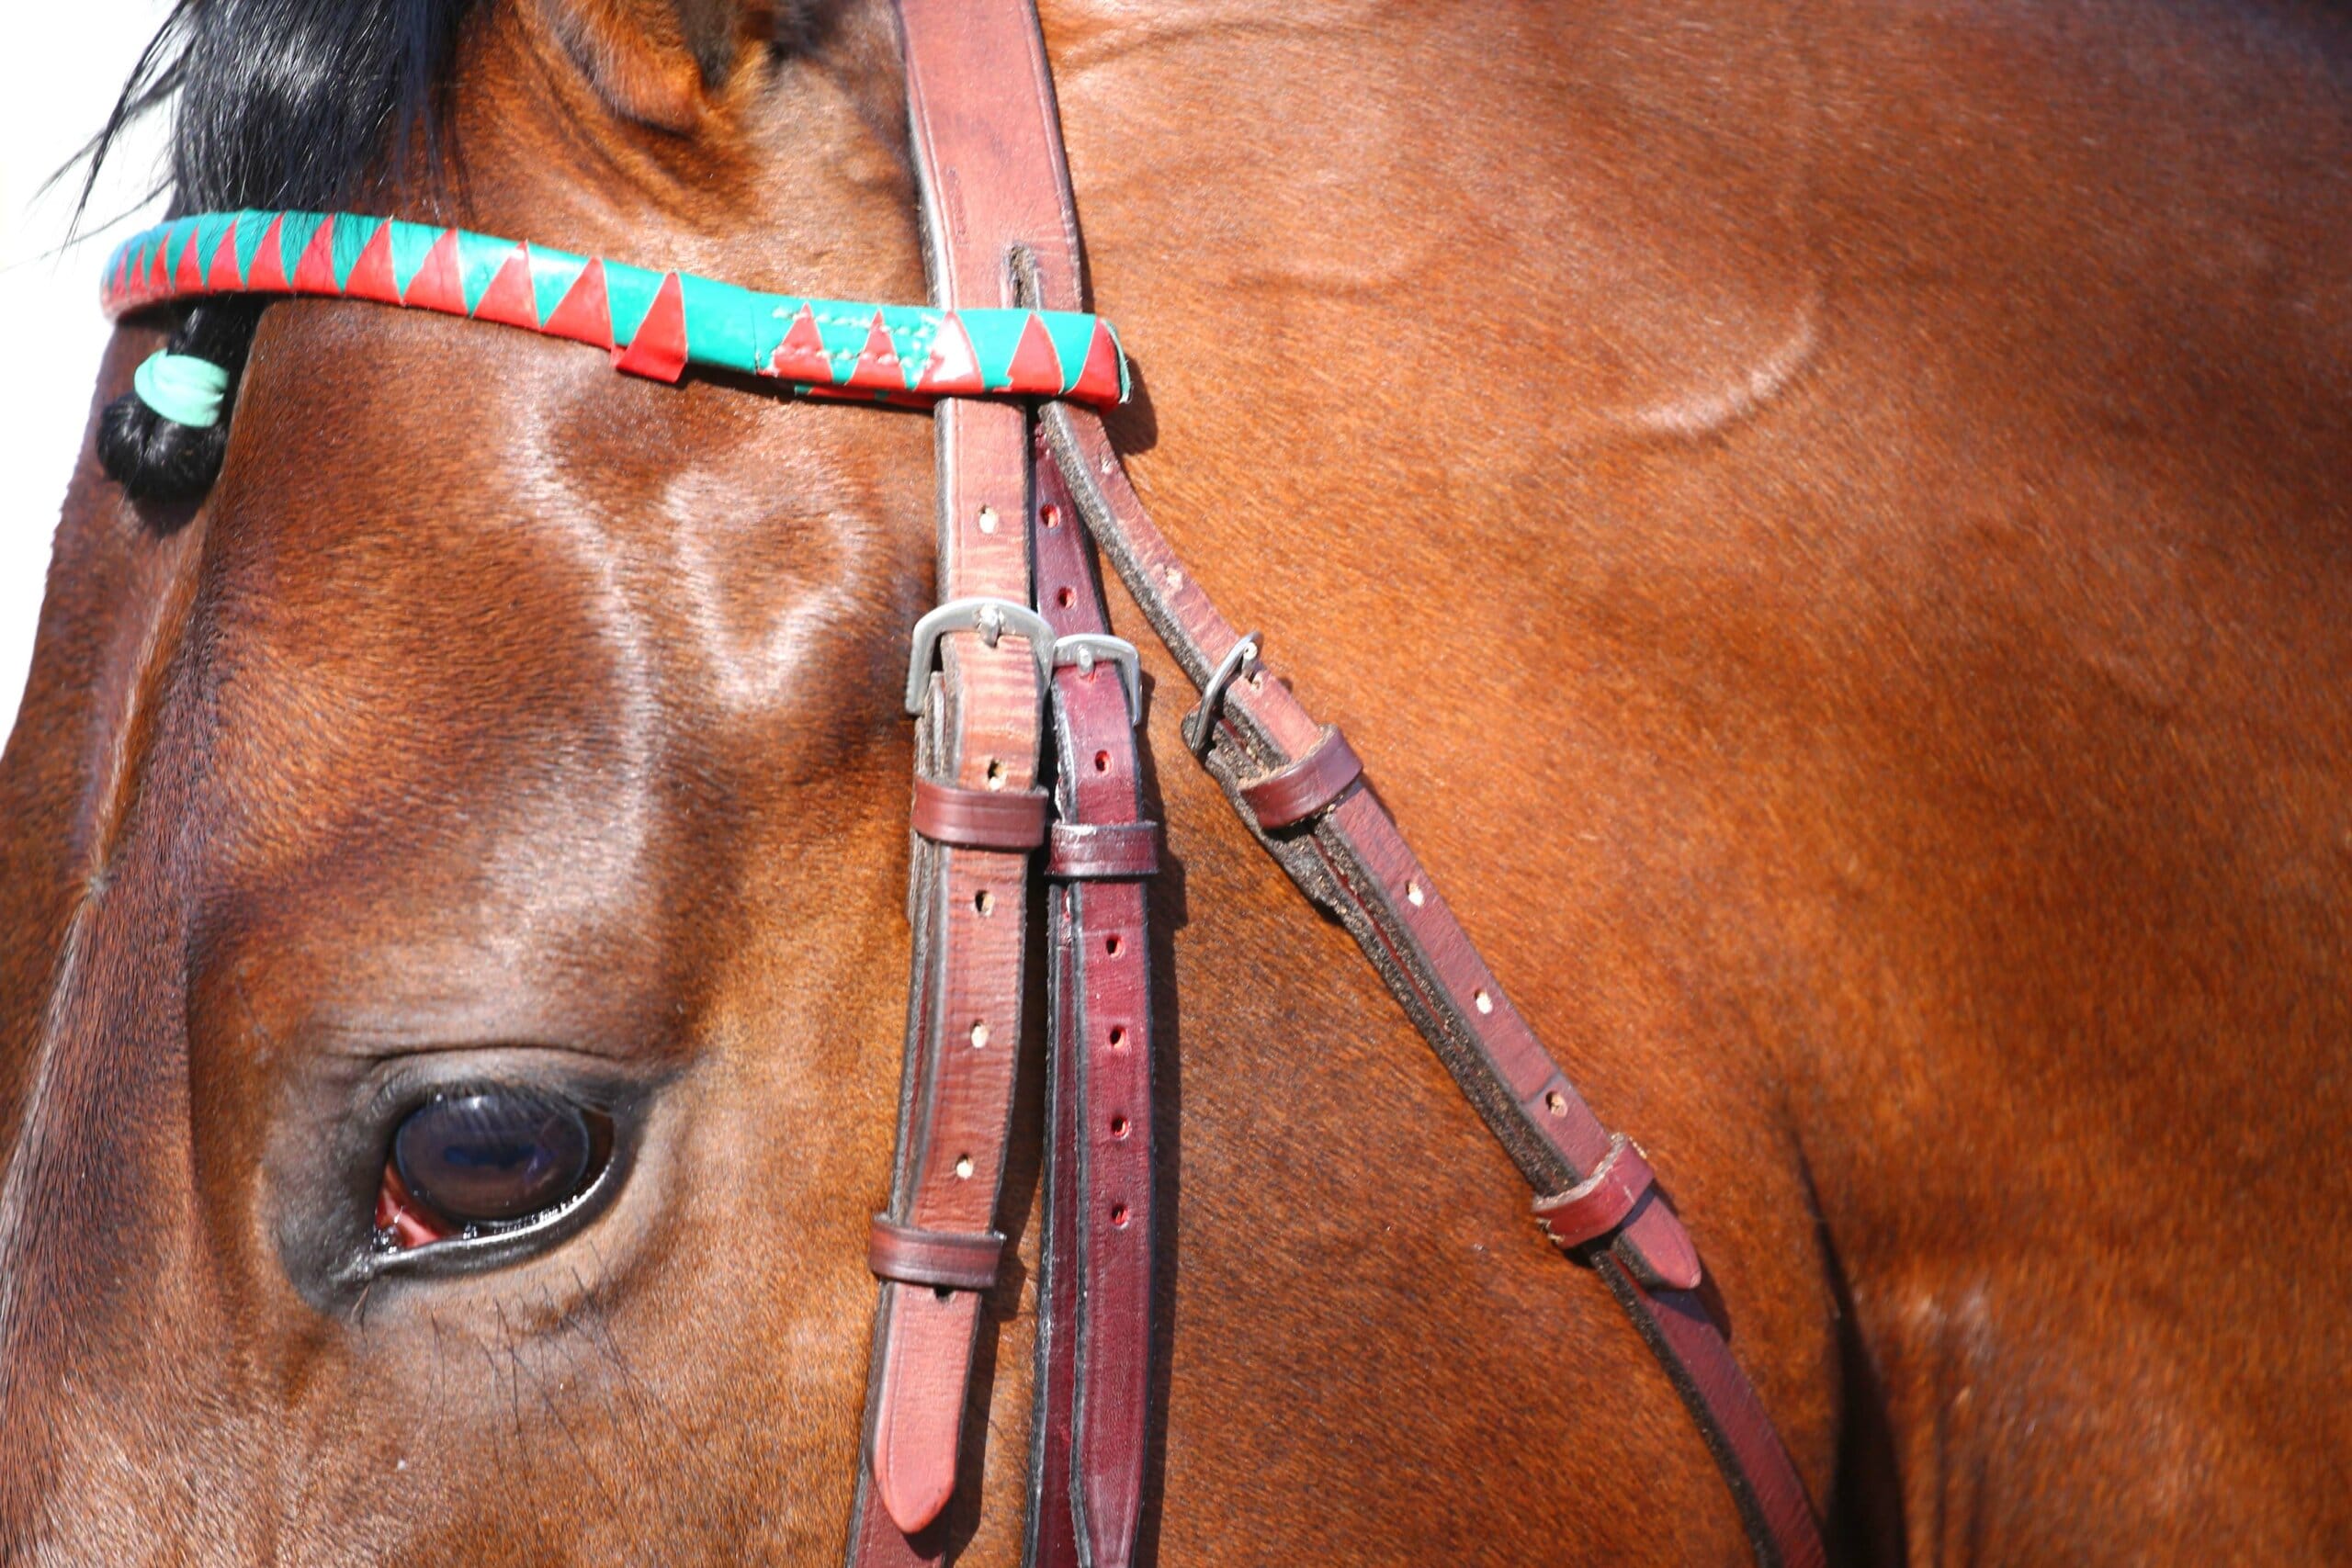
[13,1,2352,1563]
[0,3,972,1556]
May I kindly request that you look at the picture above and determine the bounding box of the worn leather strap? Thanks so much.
[1238,724,1363,829]
[912,775,1050,850]
[850,0,1077,1555]
[1041,400,1826,1568]
[1030,897,1086,1568]
[869,1217,1009,1292]
[1044,821,1160,881]
[1027,434,1157,1568]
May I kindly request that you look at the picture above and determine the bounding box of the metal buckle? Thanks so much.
[904,597,1057,716]
[1187,629,1261,759]
[1052,634,1142,727]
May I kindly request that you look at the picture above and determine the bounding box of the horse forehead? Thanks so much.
[151,327,910,1017]
[203,299,922,715]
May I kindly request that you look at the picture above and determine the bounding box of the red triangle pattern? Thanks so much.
[246,217,290,291]
[540,257,614,347]
[915,314,985,395]
[99,214,1136,414]
[345,223,400,304]
[612,272,688,382]
[291,220,339,295]
[768,303,832,381]
[174,231,206,294]
[1005,313,1061,393]
[290,220,338,293]
[206,221,243,292]
[471,247,539,328]
[402,231,465,315]
[852,310,899,388]
[1069,321,1123,405]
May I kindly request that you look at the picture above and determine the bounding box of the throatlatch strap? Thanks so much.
[1040,403,1828,1568]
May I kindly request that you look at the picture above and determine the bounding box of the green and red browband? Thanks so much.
[101,210,1129,407]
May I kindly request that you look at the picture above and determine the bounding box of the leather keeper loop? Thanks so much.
[1046,820,1161,880]
[1240,725,1363,829]
[1532,1134,1657,1251]
[867,1217,1006,1292]
[911,776,1049,850]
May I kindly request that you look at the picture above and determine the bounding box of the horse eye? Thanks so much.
[388,1088,597,1234]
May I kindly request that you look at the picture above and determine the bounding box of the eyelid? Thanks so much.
[356,1061,627,1130]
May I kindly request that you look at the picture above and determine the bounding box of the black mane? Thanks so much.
[84,0,478,507]
[87,0,478,220]
[80,0,841,508]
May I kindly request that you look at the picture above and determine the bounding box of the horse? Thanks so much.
[3,0,2347,1561]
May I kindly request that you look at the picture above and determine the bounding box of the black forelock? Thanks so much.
[85,0,479,220]
[75,0,853,513]
[80,2,870,222]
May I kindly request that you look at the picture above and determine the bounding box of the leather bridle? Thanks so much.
[862,8,1824,1563]
[100,4,1828,1562]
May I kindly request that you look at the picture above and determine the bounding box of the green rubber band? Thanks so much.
[132,351,232,429]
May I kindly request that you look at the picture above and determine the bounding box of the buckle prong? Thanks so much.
[1052,634,1142,726]
[905,597,1057,715]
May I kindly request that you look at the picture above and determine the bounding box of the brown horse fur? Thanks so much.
[5,1,2351,1561]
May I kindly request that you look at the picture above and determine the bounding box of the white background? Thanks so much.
[0,2,169,744]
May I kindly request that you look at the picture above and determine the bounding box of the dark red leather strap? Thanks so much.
[1042,401,1826,1568]
[1029,406,1157,1568]
[911,775,1049,850]
[860,727,1029,1549]
[1031,901,1086,1568]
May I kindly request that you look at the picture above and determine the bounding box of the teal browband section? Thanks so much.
[101,210,1129,406]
